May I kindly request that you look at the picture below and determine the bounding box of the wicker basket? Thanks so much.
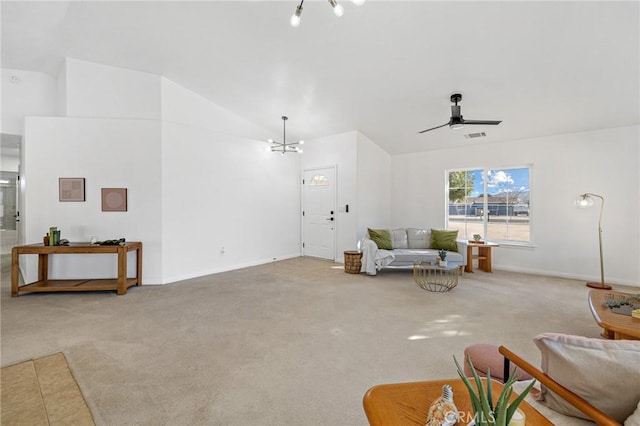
[344,251,363,274]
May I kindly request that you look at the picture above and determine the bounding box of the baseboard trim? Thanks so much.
[157,253,301,285]
[494,264,639,287]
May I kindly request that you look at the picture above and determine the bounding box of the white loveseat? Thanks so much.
[360,228,467,276]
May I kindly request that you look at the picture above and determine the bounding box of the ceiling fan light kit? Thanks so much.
[290,0,364,27]
[418,93,502,134]
[270,116,304,155]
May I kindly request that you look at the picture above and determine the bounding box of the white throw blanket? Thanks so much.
[360,238,395,275]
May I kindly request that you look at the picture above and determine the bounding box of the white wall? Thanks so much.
[64,58,161,120]
[302,131,358,262]
[391,125,640,287]
[1,69,57,135]
[9,59,303,285]
[356,132,391,239]
[23,117,162,283]
[160,77,270,141]
[160,78,301,283]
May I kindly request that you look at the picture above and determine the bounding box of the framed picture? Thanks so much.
[101,188,127,212]
[59,178,85,202]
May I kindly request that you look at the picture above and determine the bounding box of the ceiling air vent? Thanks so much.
[464,131,487,139]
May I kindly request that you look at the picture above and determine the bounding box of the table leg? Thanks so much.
[38,253,48,281]
[11,248,19,297]
[465,245,474,273]
[478,247,493,272]
[117,246,127,295]
[136,244,143,287]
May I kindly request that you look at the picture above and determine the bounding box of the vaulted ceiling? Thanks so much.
[2,1,639,155]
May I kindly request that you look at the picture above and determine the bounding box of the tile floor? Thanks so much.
[1,352,94,425]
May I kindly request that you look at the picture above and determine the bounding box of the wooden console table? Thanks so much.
[11,242,142,297]
[465,242,499,273]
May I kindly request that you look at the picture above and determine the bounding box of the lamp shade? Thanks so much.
[574,194,594,208]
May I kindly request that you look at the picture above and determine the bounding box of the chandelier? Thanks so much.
[270,116,304,155]
[290,0,365,27]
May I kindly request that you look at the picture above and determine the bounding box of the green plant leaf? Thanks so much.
[454,356,486,423]
[505,379,537,423]
[494,385,511,425]
[486,368,494,411]
[466,355,494,425]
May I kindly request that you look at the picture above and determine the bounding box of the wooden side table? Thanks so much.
[343,250,363,274]
[363,378,551,426]
[465,242,499,273]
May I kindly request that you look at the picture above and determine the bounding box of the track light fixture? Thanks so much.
[290,0,364,27]
[270,116,304,155]
[328,0,344,17]
[290,3,303,27]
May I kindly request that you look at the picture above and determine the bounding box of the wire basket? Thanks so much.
[413,261,459,292]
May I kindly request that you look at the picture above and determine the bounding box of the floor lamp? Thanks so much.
[574,193,611,290]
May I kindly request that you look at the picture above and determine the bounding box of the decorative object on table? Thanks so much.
[507,408,525,426]
[454,354,536,426]
[269,116,304,155]
[101,188,127,212]
[59,177,85,202]
[48,226,60,246]
[426,384,458,426]
[574,192,611,290]
[602,293,640,317]
[343,250,363,274]
[413,261,459,292]
[438,249,448,267]
[472,234,483,243]
[98,238,126,246]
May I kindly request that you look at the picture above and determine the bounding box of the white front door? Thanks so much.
[303,167,336,260]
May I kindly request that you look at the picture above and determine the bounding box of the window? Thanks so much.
[447,167,531,244]
[309,175,329,186]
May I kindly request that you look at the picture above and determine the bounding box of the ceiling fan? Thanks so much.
[418,93,502,134]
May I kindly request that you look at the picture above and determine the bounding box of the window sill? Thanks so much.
[495,241,536,249]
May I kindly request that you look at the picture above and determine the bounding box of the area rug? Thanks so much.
[1,352,94,425]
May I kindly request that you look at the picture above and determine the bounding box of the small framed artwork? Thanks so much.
[101,188,127,212]
[59,178,85,202]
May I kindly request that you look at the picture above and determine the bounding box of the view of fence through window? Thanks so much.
[447,167,531,243]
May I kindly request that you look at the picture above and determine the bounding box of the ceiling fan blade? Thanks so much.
[418,122,449,134]
[462,119,502,126]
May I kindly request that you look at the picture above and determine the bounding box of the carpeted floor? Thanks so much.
[1,255,628,425]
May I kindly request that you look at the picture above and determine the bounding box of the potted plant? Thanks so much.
[438,249,448,267]
[472,234,483,243]
[453,355,535,426]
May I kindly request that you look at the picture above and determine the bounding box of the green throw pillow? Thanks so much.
[368,228,393,250]
[430,229,459,252]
